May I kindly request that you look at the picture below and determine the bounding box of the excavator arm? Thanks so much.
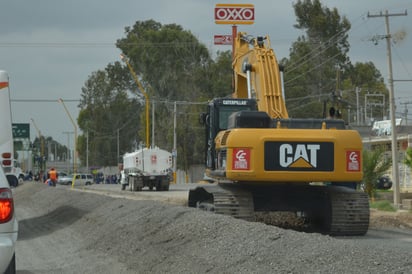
[232,32,288,119]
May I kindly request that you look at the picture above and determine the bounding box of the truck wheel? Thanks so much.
[156,182,162,191]
[132,180,138,191]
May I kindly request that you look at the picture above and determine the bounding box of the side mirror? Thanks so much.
[199,113,207,125]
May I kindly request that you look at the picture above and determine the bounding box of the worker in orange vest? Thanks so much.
[48,167,58,187]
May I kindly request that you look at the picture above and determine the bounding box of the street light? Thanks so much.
[58,98,77,175]
[120,53,150,148]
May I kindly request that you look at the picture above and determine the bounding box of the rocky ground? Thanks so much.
[13,182,412,273]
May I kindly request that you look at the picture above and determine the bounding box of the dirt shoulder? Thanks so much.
[370,208,412,230]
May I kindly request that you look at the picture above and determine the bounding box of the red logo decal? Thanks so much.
[232,148,250,170]
[346,151,360,172]
[151,155,157,164]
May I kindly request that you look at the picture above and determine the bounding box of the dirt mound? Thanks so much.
[13,183,412,273]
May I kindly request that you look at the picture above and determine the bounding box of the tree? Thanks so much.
[403,148,412,186]
[77,62,141,167]
[362,147,392,199]
[115,20,219,169]
[281,0,387,122]
[78,20,234,169]
[281,0,351,118]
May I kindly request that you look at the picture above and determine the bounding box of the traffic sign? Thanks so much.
[214,35,233,45]
[12,123,30,139]
[214,4,254,25]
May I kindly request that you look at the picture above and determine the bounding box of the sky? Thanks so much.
[2,0,412,150]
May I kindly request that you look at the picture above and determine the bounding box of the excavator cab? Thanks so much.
[201,98,257,170]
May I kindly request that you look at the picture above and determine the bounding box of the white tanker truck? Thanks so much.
[121,146,173,191]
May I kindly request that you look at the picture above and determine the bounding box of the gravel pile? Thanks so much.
[14,183,412,273]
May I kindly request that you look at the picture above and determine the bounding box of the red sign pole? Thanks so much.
[232,24,237,93]
[232,25,237,61]
[214,4,254,92]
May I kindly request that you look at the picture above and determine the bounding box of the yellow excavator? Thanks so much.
[188,32,369,236]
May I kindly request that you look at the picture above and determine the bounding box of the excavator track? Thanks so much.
[327,187,370,236]
[188,184,255,221]
[189,184,369,236]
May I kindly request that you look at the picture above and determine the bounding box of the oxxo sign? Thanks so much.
[214,4,255,25]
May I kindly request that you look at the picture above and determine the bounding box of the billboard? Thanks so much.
[214,4,254,25]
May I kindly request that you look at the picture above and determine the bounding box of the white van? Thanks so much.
[72,174,94,186]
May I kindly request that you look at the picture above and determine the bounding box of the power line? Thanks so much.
[10,98,208,105]
[0,41,202,48]
[11,99,80,103]
[284,11,368,74]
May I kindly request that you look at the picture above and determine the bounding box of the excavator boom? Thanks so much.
[232,33,288,119]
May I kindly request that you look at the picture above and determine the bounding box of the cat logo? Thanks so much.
[264,142,334,171]
[279,144,320,168]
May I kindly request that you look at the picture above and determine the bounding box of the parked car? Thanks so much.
[72,174,94,186]
[58,171,67,178]
[58,174,74,185]
[375,175,393,190]
[0,166,18,273]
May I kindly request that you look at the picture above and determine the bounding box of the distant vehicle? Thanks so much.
[72,174,94,186]
[0,70,23,187]
[57,174,74,185]
[0,164,18,273]
[375,176,393,190]
[58,172,67,177]
[122,146,172,191]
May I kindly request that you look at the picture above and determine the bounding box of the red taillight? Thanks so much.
[1,152,12,167]
[0,188,13,223]
[2,160,12,166]
[1,152,12,159]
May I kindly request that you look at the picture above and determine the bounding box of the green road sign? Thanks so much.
[12,123,30,139]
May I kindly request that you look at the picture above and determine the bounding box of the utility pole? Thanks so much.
[368,10,407,208]
[62,131,74,173]
[172,101,177,183]
[59,98,78,175]
[30,118,45,173]
[356,87,360,125]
